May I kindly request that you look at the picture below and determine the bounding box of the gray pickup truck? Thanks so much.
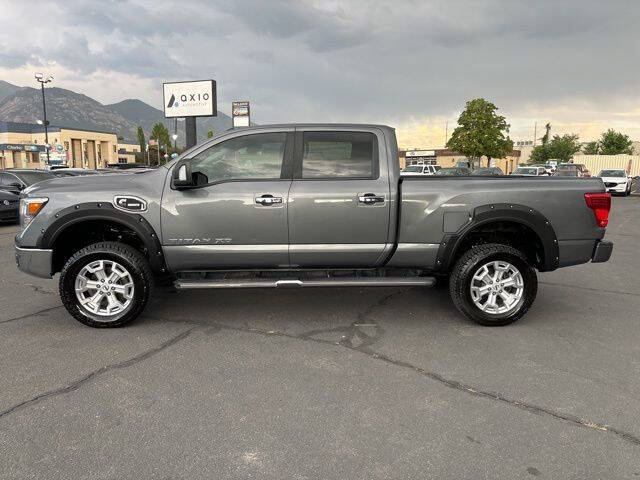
[15,124,613,328]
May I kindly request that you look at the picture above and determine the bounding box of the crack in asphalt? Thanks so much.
[150,289,640,447]
[213,321,640,447]
[2,288,639,447]
[0,328,194,419]
[0,305,63,325]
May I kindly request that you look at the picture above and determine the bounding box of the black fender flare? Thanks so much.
[36,202,167,275]
[434,203,559,272]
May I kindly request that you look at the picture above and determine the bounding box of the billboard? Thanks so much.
[232,101,250,127]
[163,80,216,118]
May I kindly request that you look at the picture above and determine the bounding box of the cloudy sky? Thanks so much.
[1,0,639,147]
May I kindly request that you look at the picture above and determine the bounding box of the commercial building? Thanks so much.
[116,143,142,164]
[0,121,119,170]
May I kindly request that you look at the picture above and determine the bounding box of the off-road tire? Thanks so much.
[449,243,537,326]
[60,242,153,328]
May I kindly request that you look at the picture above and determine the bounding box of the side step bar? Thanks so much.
[175,277,435,290]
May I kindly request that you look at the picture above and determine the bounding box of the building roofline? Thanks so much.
[0,120,117,136]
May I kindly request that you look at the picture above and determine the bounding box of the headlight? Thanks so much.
[20,197,48,229]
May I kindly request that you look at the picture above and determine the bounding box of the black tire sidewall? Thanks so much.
[61,247,149,327]
[452,246,537,326]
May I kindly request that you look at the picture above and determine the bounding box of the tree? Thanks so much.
[598,129,633,155]
[207,130,214,138]
[582,141,599,155]
[150,122,171,150]
[446,98,513,167]
[530,134,581,163]
[540,123,551,146]
[137,126,146,153]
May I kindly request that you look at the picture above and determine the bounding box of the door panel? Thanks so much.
[160,130,293,271]
[161,180,291,270]
[288,129,391,267]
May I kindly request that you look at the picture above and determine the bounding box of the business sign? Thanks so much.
[0,143,43,152]
[406,150,435,157]
[163,80,216,118]
[232,101,250,127]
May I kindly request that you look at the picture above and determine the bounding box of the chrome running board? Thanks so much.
[174,276,434,290]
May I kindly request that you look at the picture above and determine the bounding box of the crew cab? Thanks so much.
[15,124,613,328]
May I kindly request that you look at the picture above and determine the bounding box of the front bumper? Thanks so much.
[605,182,627,193]
[591,240,613,263]
[15,246,53,278]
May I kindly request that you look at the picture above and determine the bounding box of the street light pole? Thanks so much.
[174,118,178,148]
[35,73,53,166]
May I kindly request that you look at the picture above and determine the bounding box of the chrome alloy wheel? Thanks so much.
[469,260,524,315]
[74,260,135,317]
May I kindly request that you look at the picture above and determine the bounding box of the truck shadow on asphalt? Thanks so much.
[141,286,459,350]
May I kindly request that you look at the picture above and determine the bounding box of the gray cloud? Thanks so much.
[1,0,639,137]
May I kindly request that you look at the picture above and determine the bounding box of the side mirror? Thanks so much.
[172,161,194,189]
[8,182,23,190]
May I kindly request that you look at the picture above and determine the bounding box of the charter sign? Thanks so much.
[163,80,217,118]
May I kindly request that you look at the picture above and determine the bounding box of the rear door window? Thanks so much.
[301,131,376,179]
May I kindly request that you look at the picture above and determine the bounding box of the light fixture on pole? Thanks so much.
[35,73,53,165]
[172,133,178,149]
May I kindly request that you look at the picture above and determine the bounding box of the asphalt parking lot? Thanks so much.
[1,194,639,479]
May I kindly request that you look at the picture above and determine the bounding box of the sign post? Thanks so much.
[163,80,216,149]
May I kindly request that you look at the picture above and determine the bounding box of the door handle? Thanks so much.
[358,193,385,205]
[255,194,283,206]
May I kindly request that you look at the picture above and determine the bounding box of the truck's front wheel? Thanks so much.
[59,242,153,328]
[449,243,537,326]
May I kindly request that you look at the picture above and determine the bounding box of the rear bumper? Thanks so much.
[591,240,613,263]
[15,246,53,279]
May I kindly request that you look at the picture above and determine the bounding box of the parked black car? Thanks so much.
[0,169,56,194]
[0,188,19,223]
[474,167,504,176]
[435,167,471,176]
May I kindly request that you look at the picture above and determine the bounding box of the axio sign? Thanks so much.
[163,80,217,118]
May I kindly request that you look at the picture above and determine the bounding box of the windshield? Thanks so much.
[554,170,576,176]
[13,171,56,185]
[435,168,457,175]
[514,168,537,175]
[559,164,578,170]
[403,166,423,172]
[599,170,625,177]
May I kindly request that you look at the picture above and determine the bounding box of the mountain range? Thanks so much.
[0,80,232,145]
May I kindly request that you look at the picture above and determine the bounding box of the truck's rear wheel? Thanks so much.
[59,242,153,328]
[449,243,537,326]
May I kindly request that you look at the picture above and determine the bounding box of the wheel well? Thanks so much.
[451,220,545,270]
[51,220,149,274]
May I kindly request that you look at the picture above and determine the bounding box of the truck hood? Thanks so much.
[23,170,163,197]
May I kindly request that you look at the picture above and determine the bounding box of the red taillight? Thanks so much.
[584,192,611,228]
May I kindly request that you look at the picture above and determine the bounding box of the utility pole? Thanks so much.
[533,122,537,147]
[445,120,448,147]
[35,73,53,165]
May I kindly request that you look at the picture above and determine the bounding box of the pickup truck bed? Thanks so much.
[15,123,612,328]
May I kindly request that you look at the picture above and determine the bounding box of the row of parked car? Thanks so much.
[0,166,152,223]
[400,162,637,196]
